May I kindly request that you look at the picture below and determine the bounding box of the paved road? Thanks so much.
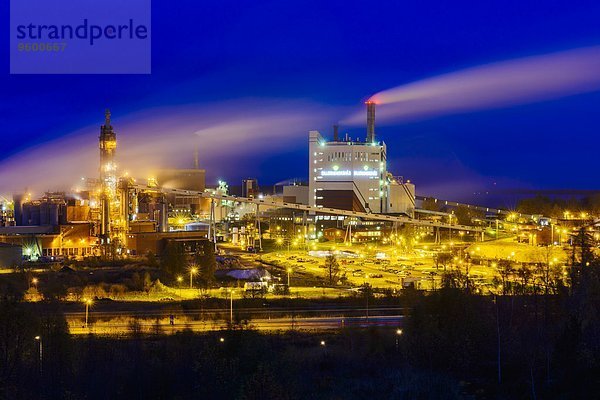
[66,306,406,335]
[69,315,405,335]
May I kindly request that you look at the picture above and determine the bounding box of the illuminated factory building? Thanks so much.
[0,103,419,262]
[0,111,209,261]
[309,102,415,216]
[156,167,206,214]
[98,109,123,246]
[1,192,96,260]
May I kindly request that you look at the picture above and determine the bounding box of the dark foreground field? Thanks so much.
[2,281,600,399]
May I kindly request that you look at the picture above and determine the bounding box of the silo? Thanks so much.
[49,203,60,226]
[13,194,23,226]
[158,201,169,233]
[40,201,50,225]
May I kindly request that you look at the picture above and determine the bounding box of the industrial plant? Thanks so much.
[0,109,209,264]
[0,101,517,266]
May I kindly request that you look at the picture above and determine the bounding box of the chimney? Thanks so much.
[333,124,339,141]
[366,101,375,143]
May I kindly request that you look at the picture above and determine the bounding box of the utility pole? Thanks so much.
[255,204,262,252]
[365,286,370,324]
[208,199,218,252]
[230,289,234,326]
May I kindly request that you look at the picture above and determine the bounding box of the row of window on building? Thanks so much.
[324,151,381,162]
[41,247,94,256]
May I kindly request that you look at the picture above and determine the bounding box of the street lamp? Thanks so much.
[189,267,197,289]
[228,289,234,326]
[31,278,38,289]
[287,268,292,287]
[395,328,403,350]
[83,298,93,328]
[34,336,42,373]
[177,276,183,296]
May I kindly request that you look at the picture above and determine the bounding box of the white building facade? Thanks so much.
[309,130,390,213]
[308,130,415,216]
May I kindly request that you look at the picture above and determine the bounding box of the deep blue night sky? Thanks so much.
[2,0,600,201]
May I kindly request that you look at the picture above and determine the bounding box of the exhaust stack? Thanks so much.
[366,101,375,143]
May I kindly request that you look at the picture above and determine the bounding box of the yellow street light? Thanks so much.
[83,298,93,328]
[189,267,198,289]
[34,336,42,368]
[395,328,403,350]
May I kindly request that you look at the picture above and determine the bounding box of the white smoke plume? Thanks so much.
[0,99,338,197]
[344,46,600,125]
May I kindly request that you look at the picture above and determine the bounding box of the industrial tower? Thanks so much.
[98,109,121,249]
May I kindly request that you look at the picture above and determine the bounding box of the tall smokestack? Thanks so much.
[333,124,339,141]
[366,101,375,143]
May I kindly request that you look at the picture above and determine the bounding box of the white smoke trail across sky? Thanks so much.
[0,99,338,197]
[343,46,600,125]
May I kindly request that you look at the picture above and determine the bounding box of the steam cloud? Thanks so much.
[0,99,337,197]
[344,46,600,125]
